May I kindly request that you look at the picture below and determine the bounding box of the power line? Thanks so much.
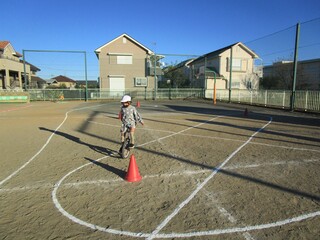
[245,16,320,45]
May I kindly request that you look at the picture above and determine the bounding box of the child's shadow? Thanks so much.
[39,127,120,158]
[85,157,126,179]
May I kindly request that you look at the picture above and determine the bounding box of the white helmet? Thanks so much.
[120,95,131,103]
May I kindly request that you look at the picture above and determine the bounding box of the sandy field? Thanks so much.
[0,100,319,239]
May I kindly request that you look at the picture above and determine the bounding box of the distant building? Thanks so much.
[263,59,320,90]
[50,75,77,89]
[30,76,47,89]
[0,41,40,90]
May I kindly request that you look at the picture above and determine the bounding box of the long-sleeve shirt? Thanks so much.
[120,105,143,128]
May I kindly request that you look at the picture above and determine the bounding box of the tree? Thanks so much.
[162,66,190,88]
[260,57,312,90]
[260,76,281,89]
[241,73,260,90]
[46,83,68,89]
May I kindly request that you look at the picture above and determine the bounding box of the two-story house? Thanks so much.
[94,34,157,95]
[0,41,40,90]
[187,42,259,93]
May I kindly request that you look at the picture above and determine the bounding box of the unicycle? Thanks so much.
[120,128,131,159]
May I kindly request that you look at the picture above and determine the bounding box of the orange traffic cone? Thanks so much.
[125,154,142,182]
[244,108,248,117]
[136,101,141,108]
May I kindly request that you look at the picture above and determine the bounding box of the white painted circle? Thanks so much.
[52,161,320,238]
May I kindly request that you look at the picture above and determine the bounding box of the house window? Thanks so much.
[108,53,133,64]
[117,55,132,64]
[134,77,148,87]
[227,58,247,71]
[232,59,242,71]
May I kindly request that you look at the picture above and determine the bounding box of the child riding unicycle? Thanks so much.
[119,95,144,158]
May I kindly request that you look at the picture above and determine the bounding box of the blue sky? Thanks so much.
[3,0,320,80]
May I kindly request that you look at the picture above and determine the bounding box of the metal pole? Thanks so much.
[204,57,207,97]
[144,86,147,100]
[169,80,171,100]
[22,50,27,90]
[228,47,233,103]
[213,71,216,105]
[154,54,157,100]
[290,23,300,111]
[84,51,88,101]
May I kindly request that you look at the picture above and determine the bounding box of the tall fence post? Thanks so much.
[22,50,27,91]
[84,51,88,102]
[305,91,308,110]
[290,23,300,111]
[265,90,267,106]
[154,54,157,100]
[228,47,233,103]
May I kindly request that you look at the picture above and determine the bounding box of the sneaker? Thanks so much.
[129,143,135,149]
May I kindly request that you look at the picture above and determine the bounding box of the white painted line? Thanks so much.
[51,154,149,238]
[0,183,55,192]
[89,120,320,153]
[0,104,33,113]
[0,104,106,187]
[146,118,273,239]
[51,115,223,237]
[203,187,254,239]
[2,158,318,193]
[154,211,320,238]
[250,142,320,152]
[217,206,237,223]
[4,104,319,239]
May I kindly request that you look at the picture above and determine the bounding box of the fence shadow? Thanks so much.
[138,144,320,202]
[165,102,320,128]
[38,127,120,158]
[68,101,320,202]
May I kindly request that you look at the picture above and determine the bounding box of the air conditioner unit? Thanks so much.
[134,77,148,87]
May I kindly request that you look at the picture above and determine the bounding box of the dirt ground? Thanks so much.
[0,100,319,240]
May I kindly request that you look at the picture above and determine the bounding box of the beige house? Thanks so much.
[49,75,76,88]
[0,41,41,90]
[187,42,259,91]
[95,34,157,95]
[0,41,29,89]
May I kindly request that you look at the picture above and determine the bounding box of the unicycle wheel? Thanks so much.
[121,140,130,159]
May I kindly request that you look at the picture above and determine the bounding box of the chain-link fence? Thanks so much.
[212,89,320,112]
[6,18,320,113]
[245,18,320,91]
[26,88,320,113]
